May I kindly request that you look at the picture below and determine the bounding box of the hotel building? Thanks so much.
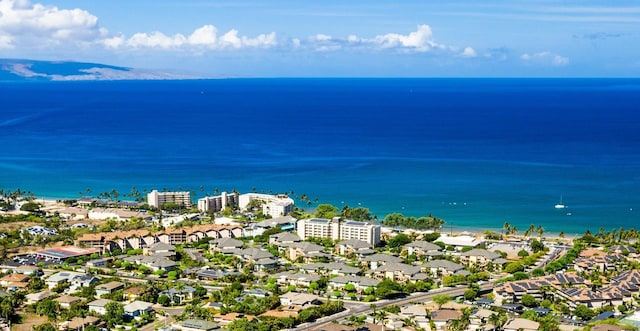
[147,190,192,209]
[296,217,381,246]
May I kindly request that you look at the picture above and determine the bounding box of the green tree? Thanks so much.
[34,323,57,331]
[158,294,171,306]
[104,301,125,327]
[573,304,596,321]
[36,298,59,321]
[433,294,451,309]
[520,294,538,307]
[387,233,412,249]
[314,204,338,218]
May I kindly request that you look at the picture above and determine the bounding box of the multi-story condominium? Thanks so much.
[147,190,191,209]
[296,217,381,246]
[197,192,239,213]
[197,192,294,217]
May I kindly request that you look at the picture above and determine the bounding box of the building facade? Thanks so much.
[296,218,381,246]
[197,192,239,213]
[147,190,192,208]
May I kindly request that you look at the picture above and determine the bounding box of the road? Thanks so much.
[294,283,495,331]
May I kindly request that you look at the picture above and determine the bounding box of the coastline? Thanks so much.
[29,196,584,241]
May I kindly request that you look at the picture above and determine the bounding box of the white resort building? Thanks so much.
[197,192,294,218]
[296,217,381,246]
[147,190,192,209]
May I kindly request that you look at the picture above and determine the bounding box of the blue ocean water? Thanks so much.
[1,78,639,235]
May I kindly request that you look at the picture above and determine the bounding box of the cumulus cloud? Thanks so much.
[100,25,276,50]
[461,47,477,58]
[0,0,474,60]
[295,24,472,56]
[521,51,569,66]
[0,0,101,49]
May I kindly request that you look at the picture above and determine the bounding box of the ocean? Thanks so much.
[1,78,639,235]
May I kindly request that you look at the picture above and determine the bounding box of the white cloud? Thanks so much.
[521,51,569,66]
[370,24,440,51]
[461,47,477,58]
[188,25,217,46]
[0,0,101,48]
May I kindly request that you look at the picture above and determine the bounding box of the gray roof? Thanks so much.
[405,241,441,251]
[374,262,422,275]
[211,237,243,249]
[149,241,175,251]
[461,248,500,259]
[423,260,465,271]
[337,239,372,249]
[180,318,220,331]
[256,216,296,228]
[242,247,275,260]
[269,232,301,243]
[288,242,325,253]
[330,275,380,287]
[298,262,361,274]
[362,253,402,263]
[88,298,114,308]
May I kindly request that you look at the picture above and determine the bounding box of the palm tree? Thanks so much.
[524,224,536,238]
[536,225,545,238]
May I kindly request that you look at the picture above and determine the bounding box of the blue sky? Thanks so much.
[0,0,638,77]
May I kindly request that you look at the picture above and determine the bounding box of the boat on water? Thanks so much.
[555,196,566,209]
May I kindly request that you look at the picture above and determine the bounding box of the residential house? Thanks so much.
[335,239,373,256]
[286,242,329,263]
[361,253,402,270]
[329,275,380,293]
[422,260,468,278]
[403,241,443,259]
[123,286,145,302]
[123,300,154,317]
[399,304,430,329]
[272,272,321,287]
[86,257,113,268]
[269,232,301,246]
[25,291,55,305]
[174,318,221,331]
[123,255,177,272]
[160,286,196,304]
[60,316,101,331]
[88,298,115,315]
[146,242,176,258]
[0,273,29,288]
[460,248,507,269]
[503,318,539,331]
[368,262,428,282]
[436,234,484,250]
[431,309,462,331]
[298,262,361,276]
[14,265,42,275]
[209,238,243,253]
[213,313,256,327]
[279,292,321,306]
[54,295,83,309]
[95,281,125,297]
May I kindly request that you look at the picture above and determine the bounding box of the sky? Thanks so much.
[0,0,639,77]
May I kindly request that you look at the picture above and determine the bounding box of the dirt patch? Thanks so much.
[13,313,49,331]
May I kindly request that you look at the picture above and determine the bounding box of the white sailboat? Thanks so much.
[555,196,566,209]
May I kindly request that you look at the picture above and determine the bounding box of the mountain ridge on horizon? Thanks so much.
[0,58,205,81]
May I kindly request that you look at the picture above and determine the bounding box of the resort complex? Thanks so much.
[0,189,640,331]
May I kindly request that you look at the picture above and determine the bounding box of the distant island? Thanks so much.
[0,58,203,81]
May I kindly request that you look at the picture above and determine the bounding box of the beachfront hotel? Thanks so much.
[147,190,192,208]
[197,192,294,218]
[296,217,381,246]
[197,192,239,213]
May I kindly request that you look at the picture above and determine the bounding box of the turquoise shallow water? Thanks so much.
[1,78,639,234]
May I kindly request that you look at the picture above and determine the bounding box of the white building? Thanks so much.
[197,192,239,213]
[147,190,191,209]
[239,193,294,217]
[197,192,294,218]
[296,218,381,246]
